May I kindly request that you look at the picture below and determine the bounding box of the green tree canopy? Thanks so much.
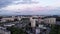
[7,26,27,34]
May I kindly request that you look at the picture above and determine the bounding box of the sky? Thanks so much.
[0,0,60,15]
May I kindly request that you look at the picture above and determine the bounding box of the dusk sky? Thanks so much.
[0,0,60,15]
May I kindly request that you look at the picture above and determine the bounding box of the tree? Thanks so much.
[7,26,27,34]
[14,18,18,21]
[49,25,60,34]
[0,16,2,19]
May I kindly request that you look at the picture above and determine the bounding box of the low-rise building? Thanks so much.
[0,29,11,34]
[44,18,56,24]
[3,23,15,27]
[1,17,15,22]
[0,27,11,34]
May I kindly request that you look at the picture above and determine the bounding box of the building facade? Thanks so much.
[44,18,56,24]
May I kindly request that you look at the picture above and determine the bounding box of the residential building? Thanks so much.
[0,27,11,34]
[30,17,36,27]
[1,17,15,22]
[44,18,56,24]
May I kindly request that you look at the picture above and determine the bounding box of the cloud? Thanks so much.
[12,0,38,4]
[0,0,17,9]
[0,0,60,15]
[0,4,60,15]
[0,0,39,9]
[0,4,40,11]
[0,0,60,9]
[0,4,56,12]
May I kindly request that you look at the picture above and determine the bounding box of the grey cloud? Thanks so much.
[8,0,39,5]
[0,0,19,9]
[0,0,38,9]
[15,2,38,4]
[0,8,60,15]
